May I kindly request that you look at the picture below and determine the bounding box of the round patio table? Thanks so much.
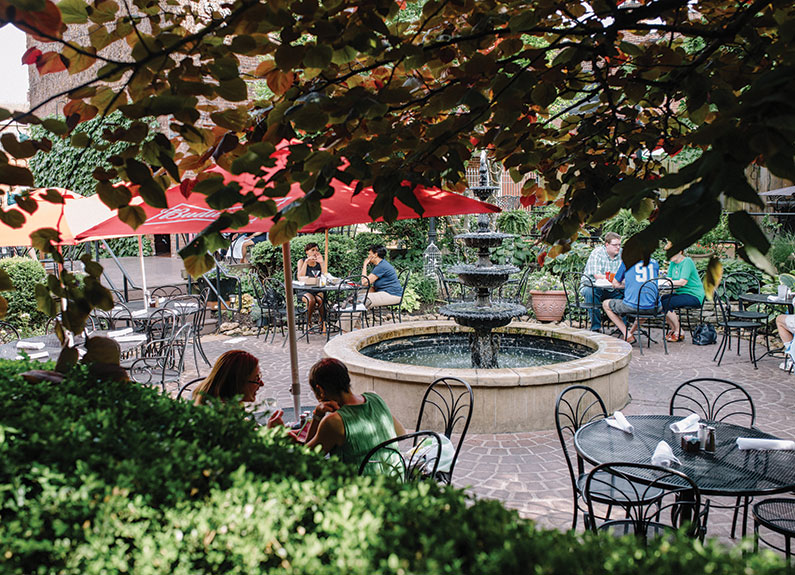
[0,331,146,362]
[739,292,794,314]
[575,415,795,497]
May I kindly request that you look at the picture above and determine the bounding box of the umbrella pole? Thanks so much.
[324,229,329,270]
[137,236,149,306]
[282,242,301,419]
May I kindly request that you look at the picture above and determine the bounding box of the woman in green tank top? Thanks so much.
[267,358,406,468]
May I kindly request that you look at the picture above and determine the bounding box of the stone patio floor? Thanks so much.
[185,321,795,550]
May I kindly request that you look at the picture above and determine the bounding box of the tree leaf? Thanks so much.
[1,133,38,158]
[702,257,722,301]
[268,218,298,245]
[42,188,66,203]
[728,211,770,256]
[118,205,147,229]
[216,78,248,102]
[0,295,7,318]
[58,0,88,23]
[82,336,121,365]
[182,253,216,278]
[267,70,295,96]
[0,209,27,229]
[97,181,132,209]
[56,346,80,373]
[0,163,35,187]
[0,269,13,291]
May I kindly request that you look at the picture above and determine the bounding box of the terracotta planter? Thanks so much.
[529,290,567,322]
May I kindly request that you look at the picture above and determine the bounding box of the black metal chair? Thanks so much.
[328,276,370,336]
[371,269,411,325]
[251,276,307,343]
[144,308,182,352]
[555,385,663,530]
[357,430,443,482]
[501,266,532,307]
[561,272,603,330]
[753,498,795,561]
[127,323,192,393]
[723,272,770,351]
[669,378,756,538]
[0,320,20,344]
[627,277,673,355]
[151,284,185,300]
[176,376,205,401]
[165,294,210,371]
[584,462,708,542]
[414,376,474,485]
[713,289,762,368]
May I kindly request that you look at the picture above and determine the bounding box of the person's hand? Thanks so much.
[315,253,324,264]
[313,400,340,419]
[266,409,286,429]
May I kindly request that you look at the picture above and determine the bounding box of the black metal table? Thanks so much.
[739,292,794,314]
[292,281,359,339]
[575,415,795,497]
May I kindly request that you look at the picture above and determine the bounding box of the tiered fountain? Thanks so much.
[438,152,526,368]
[324,153,632,433]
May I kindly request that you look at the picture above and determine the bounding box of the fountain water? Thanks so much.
[438,151,525,367]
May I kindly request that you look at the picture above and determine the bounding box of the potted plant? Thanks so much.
[528,272,567,322]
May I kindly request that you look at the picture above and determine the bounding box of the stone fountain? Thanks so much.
[323,153,632,433]
[438,152,526,368]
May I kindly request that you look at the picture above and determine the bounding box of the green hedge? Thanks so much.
[0,257,48,332]
[0,360,786,574]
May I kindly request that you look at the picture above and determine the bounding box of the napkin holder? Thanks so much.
[300,276,319,286]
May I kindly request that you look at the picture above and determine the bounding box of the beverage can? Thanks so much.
[705,426,716,453]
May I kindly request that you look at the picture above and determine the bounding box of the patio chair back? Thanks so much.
[555,384,608,529]
[561,272,601,329]
[415,376,473,484]
[0,320,19,344]
[358,430,443,482]
[584,462,706,541]
[151,284,185,300]
[128,323,192,392]
[669,378,756,426]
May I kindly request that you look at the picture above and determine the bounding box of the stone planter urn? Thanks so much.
[529,290,567,322]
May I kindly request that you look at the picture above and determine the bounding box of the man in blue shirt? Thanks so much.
[602,258,660,343]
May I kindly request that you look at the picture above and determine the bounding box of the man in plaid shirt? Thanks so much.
[580,232,623,331]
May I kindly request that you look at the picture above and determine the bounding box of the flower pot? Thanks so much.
[529,290,567,322]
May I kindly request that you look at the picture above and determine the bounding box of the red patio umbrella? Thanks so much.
[75,165,500,239]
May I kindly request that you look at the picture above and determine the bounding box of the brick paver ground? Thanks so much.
[188,321,794,548]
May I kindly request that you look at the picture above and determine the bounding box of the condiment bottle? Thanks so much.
[705,426,716,453]
[698,423,708,449]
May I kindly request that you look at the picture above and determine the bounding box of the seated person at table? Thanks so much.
[775,314,795,372]
[193,350,263,405]
[239,233,268,263]
[362,245,403,309]
[297,242,328,328]
[267,358,406,468]
[661,248,705,342]
[602,258,660,343]
[580,232,624,331]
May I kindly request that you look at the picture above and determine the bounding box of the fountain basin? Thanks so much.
[447,264,519,287]
[324,320,631,433]
[438,301,525,329]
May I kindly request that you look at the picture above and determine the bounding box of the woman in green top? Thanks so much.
[267,358,405,467]
[662,249,705,342]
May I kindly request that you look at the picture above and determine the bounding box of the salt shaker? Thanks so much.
[704,426,716,453]
[697,423,708,449]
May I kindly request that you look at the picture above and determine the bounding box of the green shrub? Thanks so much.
[768,232,795,273]
[600,208,650,238]
[543,241,592,277]
[0,257,48,332]
[496,209,532,235]
[0,360,787,574]
[352,231,386,257]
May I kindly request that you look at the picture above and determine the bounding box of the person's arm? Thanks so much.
[361,256,370,279]
[316,252,328,275]
[612,264,626,288]
[393,416,406,436]
[583,250,602,280]
[305,412,345,453]
[297,258,308,278]
[302,400,340,443]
